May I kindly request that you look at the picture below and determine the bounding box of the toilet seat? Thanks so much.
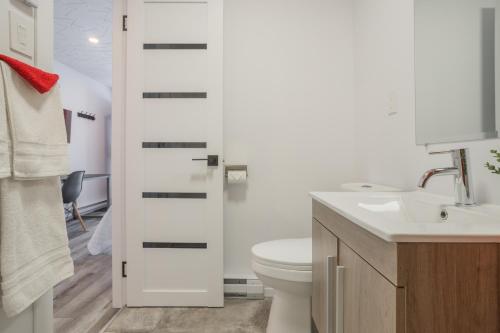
[252,261,312,283]
[251,238,312,283]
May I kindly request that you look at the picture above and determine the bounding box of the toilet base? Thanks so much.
[266,290,311,333]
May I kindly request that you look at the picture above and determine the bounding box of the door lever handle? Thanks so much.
[192,155,218,166]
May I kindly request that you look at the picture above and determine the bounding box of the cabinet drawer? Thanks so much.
[339,241,405,333]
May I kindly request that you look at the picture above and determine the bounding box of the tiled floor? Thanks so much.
[104,298,272,333]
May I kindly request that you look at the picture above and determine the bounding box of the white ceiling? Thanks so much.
[54,0,112,87]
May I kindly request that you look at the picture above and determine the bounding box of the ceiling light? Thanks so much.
[88,37,99,44]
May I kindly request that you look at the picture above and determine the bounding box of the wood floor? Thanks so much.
[54,214,118,333]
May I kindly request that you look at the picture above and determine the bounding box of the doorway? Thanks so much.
[52,1,115,332]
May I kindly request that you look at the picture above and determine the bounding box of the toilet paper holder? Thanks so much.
[224,165,248,177]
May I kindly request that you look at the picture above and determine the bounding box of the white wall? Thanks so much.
[54,61,112,208]
[223,0,500,279]
[223,0,357,277]
[353,0,500,204]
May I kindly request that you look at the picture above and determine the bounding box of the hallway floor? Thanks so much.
[104,298,271,333]
[54,213,118,333]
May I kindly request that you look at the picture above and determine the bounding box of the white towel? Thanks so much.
[0,176,74,317]
[0,61,69,179]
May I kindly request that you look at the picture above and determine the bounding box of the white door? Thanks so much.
[124,0,224,307]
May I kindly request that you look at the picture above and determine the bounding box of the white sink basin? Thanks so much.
[311,191,500,242]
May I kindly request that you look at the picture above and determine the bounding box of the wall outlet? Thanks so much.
[387,91,398,116]
[9,11,34,59]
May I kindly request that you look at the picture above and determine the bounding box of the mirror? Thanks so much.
[415,0,499,144]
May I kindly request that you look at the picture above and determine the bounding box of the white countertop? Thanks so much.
[311,191,500,243]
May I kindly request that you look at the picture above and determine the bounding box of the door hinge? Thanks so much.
[122,15,128,31]
[122,261,127,278]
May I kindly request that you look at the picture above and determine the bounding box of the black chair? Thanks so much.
[62,171,87,231]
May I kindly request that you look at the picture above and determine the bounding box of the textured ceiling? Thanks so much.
[54,0,112,87]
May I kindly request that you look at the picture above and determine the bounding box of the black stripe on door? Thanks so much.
[143,43,207,50]
[143,92,207,99]
[143,242,208,249]
[142,142,207,149]
[142,192,207,199]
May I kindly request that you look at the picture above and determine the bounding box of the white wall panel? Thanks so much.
[143,149,208,191]
[143,251,209,290]
[144,52,208,92]
[143,200,207,241]
[144,2,208,43]
[143,100,208,142]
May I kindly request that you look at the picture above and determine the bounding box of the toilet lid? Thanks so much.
[251,238,312,271]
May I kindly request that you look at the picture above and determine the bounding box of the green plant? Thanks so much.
[485,149,500,174]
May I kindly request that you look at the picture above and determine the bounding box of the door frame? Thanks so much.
[111,0,127,308]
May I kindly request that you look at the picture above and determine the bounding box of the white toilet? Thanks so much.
[251,238,312,333]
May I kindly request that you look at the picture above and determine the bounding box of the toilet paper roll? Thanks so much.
[227,170,247,184]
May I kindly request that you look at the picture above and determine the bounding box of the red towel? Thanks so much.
[0,54,59,94]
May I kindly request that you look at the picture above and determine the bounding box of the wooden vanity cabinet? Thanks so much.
[339,241,404,333]
[312,199,500,333]
[312,219,404,333]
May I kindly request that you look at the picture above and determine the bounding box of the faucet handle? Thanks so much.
[428,148,470,177]
[429,148,467,156]
[429,149,458,155]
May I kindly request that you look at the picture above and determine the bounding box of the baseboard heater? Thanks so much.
[224,278,270,299]
[79,200,108,215]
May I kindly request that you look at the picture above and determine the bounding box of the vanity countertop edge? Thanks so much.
[310,191,500,243]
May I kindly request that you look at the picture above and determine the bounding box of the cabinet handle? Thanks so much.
[336,266,345,333]
[326,256,335,333]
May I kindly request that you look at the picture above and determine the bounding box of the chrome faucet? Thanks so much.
[418,148,476,206]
